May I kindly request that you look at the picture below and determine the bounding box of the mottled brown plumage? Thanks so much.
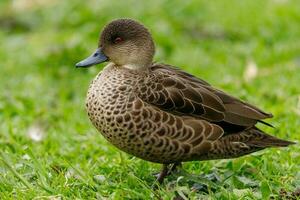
[76,18,294,183]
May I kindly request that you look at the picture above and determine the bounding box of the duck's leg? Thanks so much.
[156,164,169,184]
[155,162,182,183]
[168,162,182,174]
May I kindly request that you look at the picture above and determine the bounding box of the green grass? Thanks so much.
[0,0,300,199]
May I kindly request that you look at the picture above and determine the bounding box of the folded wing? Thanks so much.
[136,64,272,134]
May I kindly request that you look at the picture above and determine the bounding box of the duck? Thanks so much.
[76,18,294,183]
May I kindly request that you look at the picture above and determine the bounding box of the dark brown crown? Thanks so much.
[99,18,152,47]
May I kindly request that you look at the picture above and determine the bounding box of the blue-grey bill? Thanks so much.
[75,48,108,68]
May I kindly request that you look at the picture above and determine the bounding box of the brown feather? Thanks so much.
[147,63,273,132]
[224,103,268,119]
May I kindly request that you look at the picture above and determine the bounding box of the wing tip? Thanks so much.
[258,120,275,128]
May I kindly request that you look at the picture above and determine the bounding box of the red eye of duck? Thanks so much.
[113,37,123,44]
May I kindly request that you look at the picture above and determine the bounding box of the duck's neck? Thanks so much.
[117,62,151,70]
[122,64,142,70]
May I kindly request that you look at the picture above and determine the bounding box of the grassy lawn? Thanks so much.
[0,0,300,199]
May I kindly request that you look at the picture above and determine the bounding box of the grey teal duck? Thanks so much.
[76,19,294,183]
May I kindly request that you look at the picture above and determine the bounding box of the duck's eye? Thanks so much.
[113,37,123,44]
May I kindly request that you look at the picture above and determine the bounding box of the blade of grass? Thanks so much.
[26,148,55,194]
[0,152,33,190]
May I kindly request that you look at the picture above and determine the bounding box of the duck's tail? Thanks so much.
[243,127,296,148]
[208,127,295,160]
